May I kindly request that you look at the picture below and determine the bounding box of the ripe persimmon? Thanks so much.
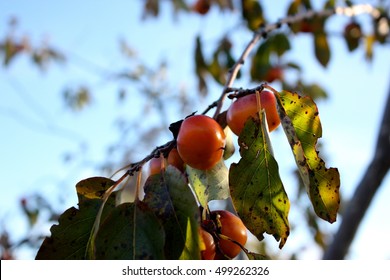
[177,115,225,170]
[199,227,216,260]
[211,210,247,259]
[148,156,165,175]
[226,90,280,136]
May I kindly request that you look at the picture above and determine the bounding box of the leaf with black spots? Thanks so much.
[275,90,340,223]
[229,115,290,248]
[35,177,116,259]
[94,202,165,260]
[143,166,201,259]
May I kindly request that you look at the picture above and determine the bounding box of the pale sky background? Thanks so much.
[0,0,389,259]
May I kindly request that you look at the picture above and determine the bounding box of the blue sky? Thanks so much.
[1,0,390,259]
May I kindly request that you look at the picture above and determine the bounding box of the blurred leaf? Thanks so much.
[143,0,159,18]
[286,62,302,71]
[213,0,234,10]
[194,35,208,95]
[36,177,116,259]
[365,34,375,61]
[301,0,312,9]
[208,37,237,85]
[20,202,39,227]
[143,166,201,260]
[95,202,165,259]
[275,90,340,223]
[287,0,300,16]
[287,0,315,33]
[119,38,137,57]
[323,0,336,9]
[250,33,289,81]
[241,0,264,31]
[250,39,271,81]
[229,115,290,249]
[1,37,25,66]
[187,159,230,208]
[294,81,328,100]
[172,0,189,12]
[272,33,291,57]
[343,22,362,52]
[31,46,65,70]
[63,86,91,110]
[314,32,330,67]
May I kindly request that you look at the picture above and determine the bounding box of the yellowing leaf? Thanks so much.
[275,90,340,223]
[36,177,117,259]
[76,176,115,202]
[314,32,330,67]
[229,115,290,248]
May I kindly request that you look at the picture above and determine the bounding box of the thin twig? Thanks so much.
[124,140,176,176]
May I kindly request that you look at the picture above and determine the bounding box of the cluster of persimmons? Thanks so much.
[148,90,280,259]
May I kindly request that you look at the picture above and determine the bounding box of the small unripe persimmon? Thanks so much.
[264,66,284,83]
[167,147,185,172]
[148,157,165,176]
[177,115,226,170]
[226,90,280,136]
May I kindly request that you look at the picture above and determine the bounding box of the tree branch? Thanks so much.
[323,74,390,259]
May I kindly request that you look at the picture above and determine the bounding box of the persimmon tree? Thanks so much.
[2,1,389,260]
[31,2,388,260]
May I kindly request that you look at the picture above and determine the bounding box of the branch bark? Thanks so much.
[323,75,390,259]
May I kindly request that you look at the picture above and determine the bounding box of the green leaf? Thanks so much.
[272,33,291,57]
[229,115,290,249]
[275,90,340,223]
[94,202,165,259]
[143,166,201,260]
[208,37,237,85]
[35,177,116,259]
[241,0,264,31]
[294,80,328,100]
[314,32,330,67]
[250,41,271,81]
[194,35,208,95]
[250,33,289,81]
[187,159,230,208]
